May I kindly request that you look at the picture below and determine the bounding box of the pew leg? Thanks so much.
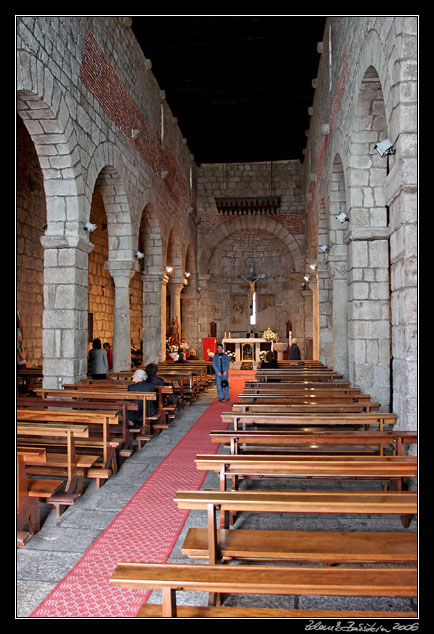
[161,586,177,617]
[401,514,411,529]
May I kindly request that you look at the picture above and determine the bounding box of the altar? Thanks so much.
[222,338,268,369]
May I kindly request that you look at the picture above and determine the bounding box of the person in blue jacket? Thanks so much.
[212,343,230,401]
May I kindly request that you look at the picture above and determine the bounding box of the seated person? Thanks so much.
[145,362,165,386]
[127,369,158,425]
[187,348,199,360]
[146,362,178,407]
[260,350,278,368]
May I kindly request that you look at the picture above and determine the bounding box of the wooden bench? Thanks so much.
[241,389,372,402]
[182,527,417,565]
[255,370,344,382]
[173,489,417,542]
[17,407,119,472]
[17,446,64,546]
[236,396,380,412]
[17,396,136,459]
[209,429,418,456]
[110,561,417,618]
[194,453,417,492]
[221,410,397,432]
[245,382,360,393]
[17,421,95,516]
[35,387,157,440]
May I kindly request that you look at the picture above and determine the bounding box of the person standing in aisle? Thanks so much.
[212,343,230,401]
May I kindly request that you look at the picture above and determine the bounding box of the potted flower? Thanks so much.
[262,328,279,343]
[227,351,236,363]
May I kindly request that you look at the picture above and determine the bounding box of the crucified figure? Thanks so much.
[240,275,259,305]
[237,262,266,316]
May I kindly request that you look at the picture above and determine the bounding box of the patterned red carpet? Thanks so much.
[30,370,252,618]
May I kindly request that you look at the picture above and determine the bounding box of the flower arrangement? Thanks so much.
[227,351,236,363]
[259,351,267,361]
[262,328,279,343]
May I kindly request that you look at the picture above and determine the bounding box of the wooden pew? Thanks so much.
[17,407,119,473]
[221,410,397,431]
[174,489,417,551]
[241,388,372,402]
[17,421,95,515]
[34,387,157,440]
[236,396,380,412]
[209,429,418,456]
[255,370,344,382]
[17,396,137,459]
[110,561,417,618]
[63,382,175,436]
[194,453,417,492]
[243,381,361,395]
[17,446,64,546]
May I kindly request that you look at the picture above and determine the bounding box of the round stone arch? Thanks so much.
[347,64,391,410]
[198,215,304,275]
[86,143,135,263]
[17,52,93,386]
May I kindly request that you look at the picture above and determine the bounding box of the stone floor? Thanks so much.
[16,386,418,619]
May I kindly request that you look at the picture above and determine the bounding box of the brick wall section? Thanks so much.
[197,160,305,235]
[80,30,194,213]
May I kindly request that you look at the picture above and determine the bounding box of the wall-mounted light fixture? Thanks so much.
[184,271,191,278]
[304,274,310,282]
[136,251,144,259]
[319,245,329,253]
[374,139,395,157]
[310,264,318,271]
[336,212,349,223]
[165,265,173,273]
[84,222,97,232]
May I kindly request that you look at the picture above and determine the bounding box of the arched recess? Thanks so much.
[203,225,301,346]
[327,153,349,379]
[347,65,391,410]
[137,201,165,364]
[17,112,46,369]
[199,215,304,274]
[17,56,91,386]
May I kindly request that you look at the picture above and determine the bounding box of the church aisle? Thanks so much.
[17,374,247,618]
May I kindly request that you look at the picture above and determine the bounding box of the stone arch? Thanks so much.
[347,64,391,409]
[199,215,303,274]
[327,153,350,379]
[17,51,87,236]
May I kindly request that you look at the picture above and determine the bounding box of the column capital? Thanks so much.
[328,261,348,280]
[40,235,94,253]
[104,259,138,283]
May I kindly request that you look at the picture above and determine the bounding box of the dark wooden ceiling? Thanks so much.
[131,15,327,165]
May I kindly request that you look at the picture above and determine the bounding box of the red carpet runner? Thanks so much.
[30,370,252,618]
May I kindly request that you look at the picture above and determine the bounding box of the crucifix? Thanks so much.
[237,261,267,321]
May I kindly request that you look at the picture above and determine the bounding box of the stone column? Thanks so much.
[141,272,168,364]
[346,229,391,411]
[329,261,349,380]
[181,289,200,353]
[308,274,319,361]
[167,280,184,339]
[106,261,137,371]
[41,235,92,388]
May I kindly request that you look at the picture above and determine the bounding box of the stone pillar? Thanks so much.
[347,230,391,410]
[141,272,168,364]
[106,261,137,371]
[329,261,349,380]
[167,281,184,339]
[41,235,92,388]
[181,289,200,353]
[308,274,320,361]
